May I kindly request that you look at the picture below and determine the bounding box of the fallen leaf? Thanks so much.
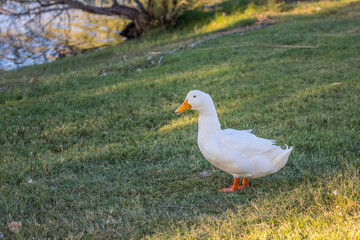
[29,77,38,83]
[8,222,22,233]
[330,82,341,86]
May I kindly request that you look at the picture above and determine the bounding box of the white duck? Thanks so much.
[175,90,293,192]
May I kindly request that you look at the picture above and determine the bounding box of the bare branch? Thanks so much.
[36,0,61,7]
[0,5,72,16]
[7,0,39,3]
[1,0,144,20]
[0,8,12,14]
[147,0,154,9]
[55,0,142,20]
[41,8,65,30]
[133,0,147,14]
[1,0,151,40]
[146,0,154,18]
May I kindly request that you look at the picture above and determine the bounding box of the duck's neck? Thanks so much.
[197,104,221,140]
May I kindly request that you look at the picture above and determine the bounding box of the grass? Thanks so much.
[1,0,360,238]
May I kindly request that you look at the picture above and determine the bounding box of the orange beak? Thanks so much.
[175,99,191,115]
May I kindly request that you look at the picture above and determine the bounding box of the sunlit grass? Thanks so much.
[175,0,360,36]
[152,170,360,239]
[158,116,197,133]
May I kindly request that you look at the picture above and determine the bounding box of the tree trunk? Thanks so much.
[1,0,153,38]
[120,22,140,39]
[52,0,150,37]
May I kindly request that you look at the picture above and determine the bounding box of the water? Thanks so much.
[0,9,127,71]
[0,0,226,71]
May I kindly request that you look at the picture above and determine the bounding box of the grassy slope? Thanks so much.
[1,0,360,239]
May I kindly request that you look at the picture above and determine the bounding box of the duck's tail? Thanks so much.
[272,145,293,171]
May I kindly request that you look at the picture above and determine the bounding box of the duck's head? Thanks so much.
[175,90,213,115]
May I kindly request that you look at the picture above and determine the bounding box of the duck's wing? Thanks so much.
[221,129,284,161]
[220,129,292,177]
[223,128,253,134]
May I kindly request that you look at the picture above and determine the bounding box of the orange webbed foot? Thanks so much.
[218,178,249,193]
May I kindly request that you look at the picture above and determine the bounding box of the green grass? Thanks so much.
[1,0,360,239]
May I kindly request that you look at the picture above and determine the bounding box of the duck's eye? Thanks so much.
[193,95,196,98]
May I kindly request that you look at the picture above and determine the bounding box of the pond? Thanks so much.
[0,10,128,71]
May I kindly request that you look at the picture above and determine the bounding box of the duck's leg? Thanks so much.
[242,178,249,187]
[219,177,249,192]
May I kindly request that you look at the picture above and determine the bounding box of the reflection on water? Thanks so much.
[0,10,127,71]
